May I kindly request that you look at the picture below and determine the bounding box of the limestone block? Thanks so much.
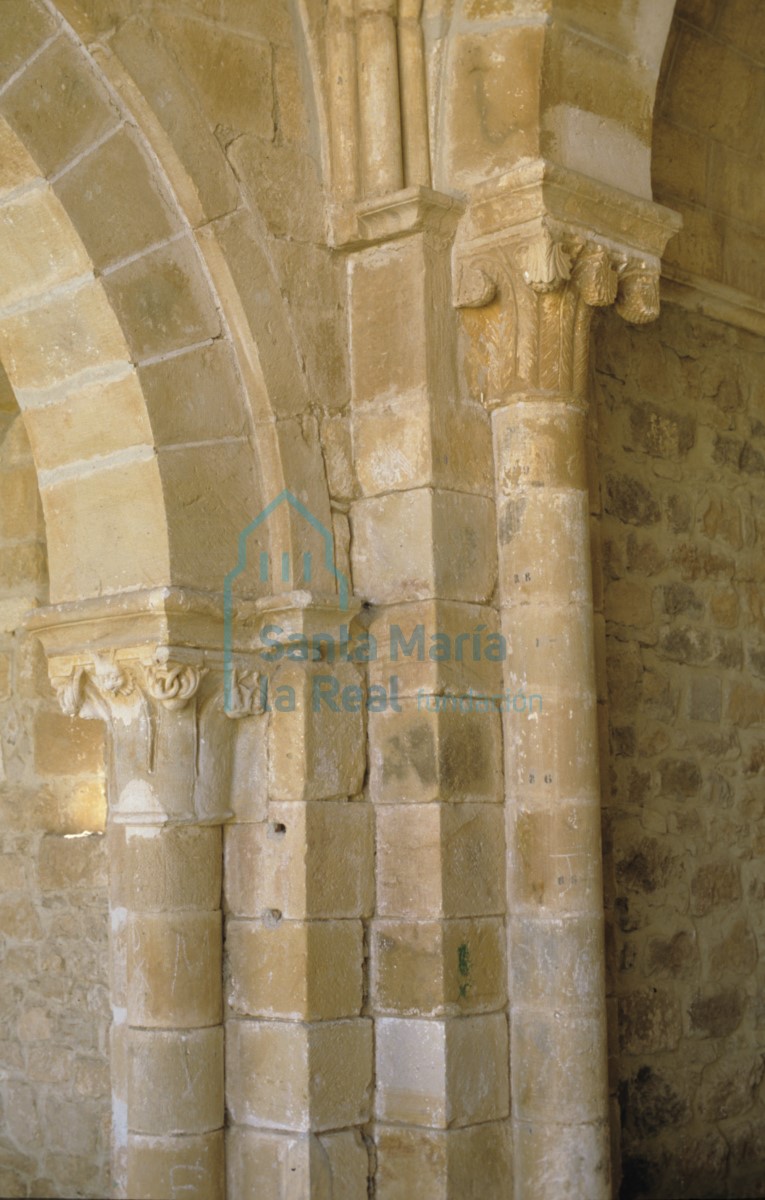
[663,30,762,154]
[127,911,222,1028]
[224,802,374,920]
[267,661,366,802]
[33,711,104,776]
[23,370,153,473]
[512,1008,607,1123]
[0,115,39,197]
[508,802,603,916]
[139,340,247,446]
[225,1018,373,1132]
[351,489,496,604]
[0,185,91,312]
[157,440,259,592]
[53,127,180,272]
[513,1119,609,1200]
[41,455,170,602]
[443,27,542,187]
[367,600,503,698]
[496,489,592,607]
[109,825,222,912]
[510,913,605,1013]
[376,804,505,919]
[103,236,220,362]
[128,1026,224,1135]
[349,241,428,407]
[226,919,363,1020]
[153,13,274,139]
[503,601,595,696]
[353,392,493,498]
[0,0,58,90]
[228,136,325,243]
[375,1121,513,1200]
[0,37,119,176]
[371,917,506,1015]
[375,1013,509,1127]
[369,701,502,804]
[502,690,599,808]
[37,833,106,890]
[493,402,588,494]
[127,1130,224,1200]
[106,19,239,222]
[0,278,128,392]
[227,1126,369,1200]
[618,988,683,1054]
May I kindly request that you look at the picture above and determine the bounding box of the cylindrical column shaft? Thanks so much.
[110,823,225,1200]
[357,0,404,196]
[328,0,360,201]
[493,397,610,1199]
[397,0,431,187]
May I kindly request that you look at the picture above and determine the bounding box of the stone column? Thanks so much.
[31,594,259,1200]
[223,597,374,1198]
[348,190,512,1197]
[454,164,680,1199]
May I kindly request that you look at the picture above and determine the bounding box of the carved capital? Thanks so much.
[454,229,661,408]
[49,648,263,826]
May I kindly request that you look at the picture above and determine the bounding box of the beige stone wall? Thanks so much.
[654,0,765,301]
[595,302,765,1199]
[0,397,110,1200]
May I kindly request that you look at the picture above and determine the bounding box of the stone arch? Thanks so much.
[652,0,765,312]
[0,0,336,609]
[429,0,678,199]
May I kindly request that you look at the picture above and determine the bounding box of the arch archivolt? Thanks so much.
[0,0,335,610]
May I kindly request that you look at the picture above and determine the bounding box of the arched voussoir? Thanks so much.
[0,1,319,608]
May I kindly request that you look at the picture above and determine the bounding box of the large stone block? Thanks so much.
[41,454,170,602]
[1,36,119,176]
[34,710,104,776]
[225,1017,373,1132]
[227,1126,369,1200]
[23,369,152,473]
[0,278,128,393]
[110,825,222,912]
[0,184,91,312]
[0,0,58,90]
[371,917,506,1016]
[351,488,497,604]
[267,661,366,802]
[53,126,180,272]
[226,918,363,1020]
[375,1014,509,1127]
[103,236,220,362]
[127,911,222,1029]
[138,340,247,446]
[127,1130,224,1200]
[369,700,502,805]
[224,801,374,920]
[367,599,503,698]
[128,1026,224,1136]
[375,1121,512,1200]
[376,804,505,919]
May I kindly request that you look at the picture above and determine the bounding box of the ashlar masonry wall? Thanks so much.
[595,303,765,1200]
